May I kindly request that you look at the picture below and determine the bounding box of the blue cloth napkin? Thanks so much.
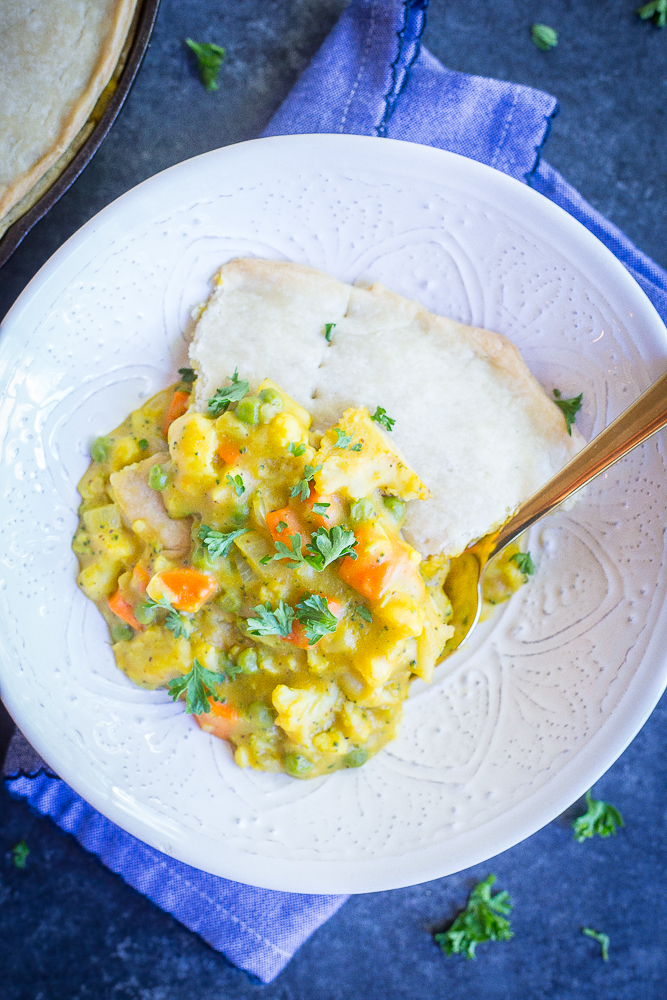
[265,0,667,323]
[6,0,667,985]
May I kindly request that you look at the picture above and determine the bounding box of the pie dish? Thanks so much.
[0,134,666,892]
[0,0,159,267]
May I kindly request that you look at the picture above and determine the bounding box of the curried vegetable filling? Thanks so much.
[73,370,527,778]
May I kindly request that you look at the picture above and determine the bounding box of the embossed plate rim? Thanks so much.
[1,134,666,893]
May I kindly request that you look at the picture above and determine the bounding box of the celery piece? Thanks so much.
[236,395,262,425]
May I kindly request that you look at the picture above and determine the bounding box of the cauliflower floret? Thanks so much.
[272,682,341,747]
[339,701,373,743]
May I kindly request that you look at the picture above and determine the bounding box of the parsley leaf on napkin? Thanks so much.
[531,24,559,50]
[573,789,624,842]
[637,0,667,26]
[582,927,610,960]
[434,875,513,959]
[11,840,30,869]
[185,39,226,91]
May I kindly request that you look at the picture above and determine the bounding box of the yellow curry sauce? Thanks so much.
[73,372,527,778]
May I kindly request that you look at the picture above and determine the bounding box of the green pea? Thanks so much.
[237,646,259,674]
[134,601,158,626]
[236,395,262,425]
[148,464,168,491]
[231,503,249,526]
[138,438,149,450]
[247,701,275,730]
[350,498,375,524]
[91,436,111,463]
[344,747,368,768]
[285,753,314,776]
[110,623,134,642]
[382,495,406,524]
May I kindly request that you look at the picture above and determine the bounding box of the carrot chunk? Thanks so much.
[216,437,242,465]
[283,621,310,648]
[147,567,219,613]
[338,525,408,603]
[195,701,240,740]
[266,507,308,545]
[161,390,190,436]
[108,589,142,631]
[283,596,343,647]
[131,564,150,593]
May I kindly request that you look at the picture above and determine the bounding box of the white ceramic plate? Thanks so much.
[1,134,666,894]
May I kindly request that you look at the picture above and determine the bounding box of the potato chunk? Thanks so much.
[113,626,191,689]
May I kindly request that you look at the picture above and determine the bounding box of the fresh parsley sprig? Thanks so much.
[305,525,358,571]
[11,840,29,869]
[246,600,295,638]
[168,657,225,714]
[332,428,362,452]
[582,927,610,961]
[295,593,339,645]
[136,595,192,638]
[199,524,247,559]
[178,367,197,385]
[510,551,535,576]
[573,789,624,842]
[185,39,226,91]
[324,322,336,343]
[637,0,667,26]
[553,389,583,436]
[333,428,352,448]
[290,464,322,501]
[434,875,513,960]
[287,442,306,457]
[207,369,249,416]
[371,406,395,432]
[260,533,305,566]
[226,473,245,496]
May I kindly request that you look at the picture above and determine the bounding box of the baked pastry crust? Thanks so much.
[0,0,138,226]
[190,258,584,557]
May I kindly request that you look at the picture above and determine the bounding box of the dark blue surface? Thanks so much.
[2,1,667,996]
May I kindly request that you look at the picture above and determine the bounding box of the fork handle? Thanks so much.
[489,367,667,558]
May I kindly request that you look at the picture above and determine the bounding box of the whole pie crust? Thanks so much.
[0,0,139,232]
